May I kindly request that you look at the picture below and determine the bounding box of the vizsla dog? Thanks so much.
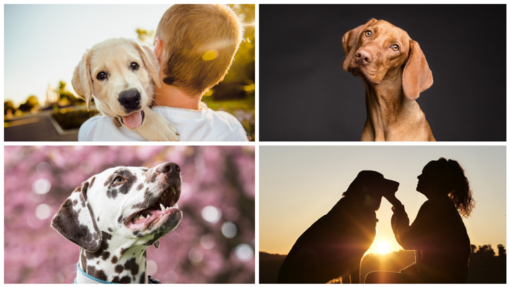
[277,171,399,283]
[343,19,435,141]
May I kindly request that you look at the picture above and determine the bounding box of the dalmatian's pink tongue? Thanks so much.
[122,111,143,129]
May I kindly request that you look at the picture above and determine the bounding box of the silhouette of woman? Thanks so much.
[365,158,475,283]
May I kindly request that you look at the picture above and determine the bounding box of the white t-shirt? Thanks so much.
[78,104,249,141]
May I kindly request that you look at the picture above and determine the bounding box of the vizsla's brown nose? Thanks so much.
[355,50,372,65]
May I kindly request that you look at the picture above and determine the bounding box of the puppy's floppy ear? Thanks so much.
[132,41,162,89]
[342,18,378,71]
[72,51,93,110]
[51,181,101,252]
[402,40,433,101]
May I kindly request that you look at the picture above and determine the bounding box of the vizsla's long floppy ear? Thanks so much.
[402,40,433,101]
[342,18,378,71]
[71,51,93,110]
[132,41,162,89]
[51,181,101,252]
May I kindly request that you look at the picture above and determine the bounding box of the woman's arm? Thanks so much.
[391,200,435,250]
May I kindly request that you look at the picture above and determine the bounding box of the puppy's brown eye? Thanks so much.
[364,31,372,37]
[130,62,139,71]
[96,72,107,80]
[391,44,399,51]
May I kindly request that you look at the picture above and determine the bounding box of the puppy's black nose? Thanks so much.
[118,88,141,111]
[156,162,180,175]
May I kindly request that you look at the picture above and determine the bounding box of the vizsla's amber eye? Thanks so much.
[364,31,372,37]
[391,44,399,51]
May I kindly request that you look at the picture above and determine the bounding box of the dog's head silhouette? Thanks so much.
[343,171,399,209]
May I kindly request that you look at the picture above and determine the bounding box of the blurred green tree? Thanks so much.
[4,100,15,115]
[18,95,40,112]
[58,81,84,106]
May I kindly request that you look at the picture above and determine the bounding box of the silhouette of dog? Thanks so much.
[277,171,399,283]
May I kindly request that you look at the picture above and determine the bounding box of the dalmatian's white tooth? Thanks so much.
[146,214,151,218]
[173,203,179,209]
[160,203,165,211]
[171,186,176,195]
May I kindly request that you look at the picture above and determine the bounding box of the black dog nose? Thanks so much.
[156,162,180,174]
[118,88,141,111]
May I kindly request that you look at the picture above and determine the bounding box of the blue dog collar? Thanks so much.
[75,263,117,284]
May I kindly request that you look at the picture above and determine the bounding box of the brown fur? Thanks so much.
[155,4,243,96]
[343,19,435,141]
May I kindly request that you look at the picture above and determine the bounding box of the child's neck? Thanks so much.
[153,84,202,111]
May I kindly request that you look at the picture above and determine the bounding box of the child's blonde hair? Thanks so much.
[155,4,243,96]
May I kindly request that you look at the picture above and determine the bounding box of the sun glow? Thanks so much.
[376,240,391,254]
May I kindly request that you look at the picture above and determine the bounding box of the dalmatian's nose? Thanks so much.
[156,162,180,175]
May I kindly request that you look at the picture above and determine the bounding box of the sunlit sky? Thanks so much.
[260,146,506,255]
[5,5,172,105]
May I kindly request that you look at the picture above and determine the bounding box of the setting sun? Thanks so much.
[376,241,390,254]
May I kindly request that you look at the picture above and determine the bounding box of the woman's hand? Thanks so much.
[384,193,404,209]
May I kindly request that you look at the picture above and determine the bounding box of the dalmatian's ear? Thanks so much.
[51,181,102,252]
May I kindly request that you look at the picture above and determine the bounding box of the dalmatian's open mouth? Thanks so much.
[125,184,181,231]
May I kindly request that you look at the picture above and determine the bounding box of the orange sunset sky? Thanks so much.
[260,146,506,256]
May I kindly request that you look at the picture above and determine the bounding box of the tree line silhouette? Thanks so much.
[259,244,506,283]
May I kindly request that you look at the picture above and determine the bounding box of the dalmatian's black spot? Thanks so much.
[124,258,140,276]
[132,188,158,210]
[97,216,100,222]
[104,174,114,186]
[115,264,124,273]
[132,276,136,281]
[85,231,112,260]
[80,250,87,272]
[144,171,158,184]
[118,169,137,195]
[73,200,78,206]
[133,230,141,237]
[51,196,100,252]
[81,181,90,201]
[97,261,100,264]
[137,183,144,191]
[90,176,95,188]
[107,187,118,199]
[139,272,146,283]
[117,215,124,224]
[120,248,126,256]
[101,251,110,260]
[112,276,131,283]
[87,266,107,281]
[141,168,149,172]
[111,256,118,264]
[108,228,113,232]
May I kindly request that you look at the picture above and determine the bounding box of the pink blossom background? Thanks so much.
[4,146,255,283]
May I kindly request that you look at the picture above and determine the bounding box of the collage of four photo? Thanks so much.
[3,3,506,284]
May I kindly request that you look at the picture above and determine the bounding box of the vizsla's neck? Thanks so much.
[362,68,412,141]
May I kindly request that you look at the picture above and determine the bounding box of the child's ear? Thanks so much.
[154,37,164,62]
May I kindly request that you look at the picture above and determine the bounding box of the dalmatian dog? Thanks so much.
[51,162,182,284]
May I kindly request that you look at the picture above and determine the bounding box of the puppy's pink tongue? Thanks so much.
[122,111,143,129]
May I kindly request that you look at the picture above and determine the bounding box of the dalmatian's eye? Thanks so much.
[113,176,124,183]
[130,62,139,71]
[391,44,399,51]
[96,72,108,80]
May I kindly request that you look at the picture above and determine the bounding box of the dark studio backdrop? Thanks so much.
[260,5,506,141]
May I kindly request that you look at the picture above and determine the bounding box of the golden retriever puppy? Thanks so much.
[72,38,179,141]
